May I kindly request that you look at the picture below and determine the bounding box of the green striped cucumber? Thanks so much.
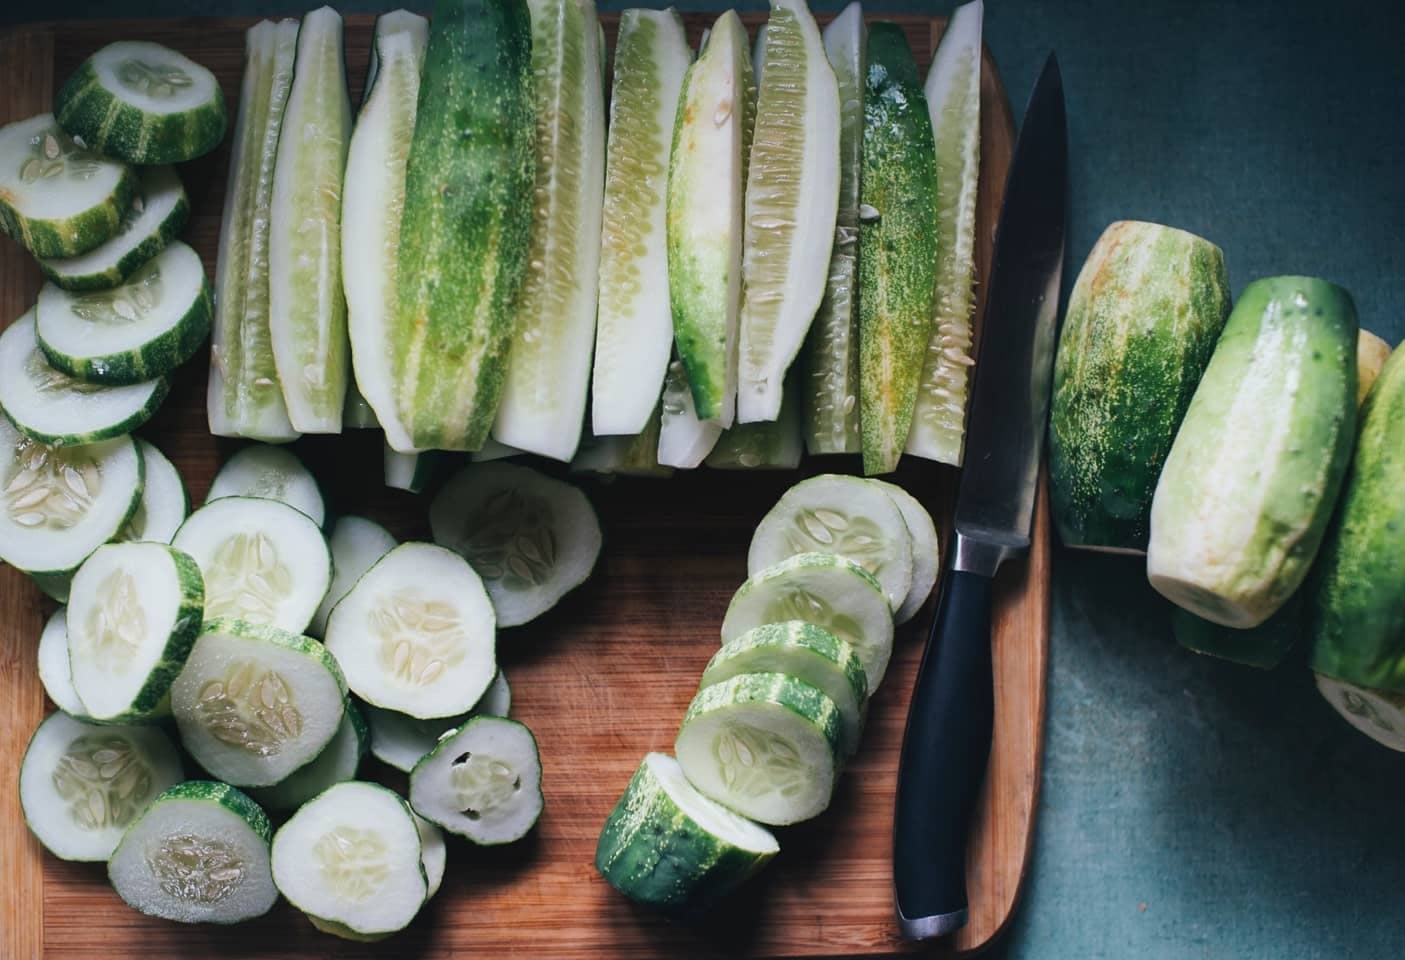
[1148,276,1357,628]
[1049,221,1232,553]
[1356,329,1391,406]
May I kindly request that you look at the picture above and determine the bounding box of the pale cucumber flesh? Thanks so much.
[206,443,326,527]
[311,515,397,636]
[866,478,940,624]
[658,357,723,468]
[409,715,543,845]
[38,608,86,715]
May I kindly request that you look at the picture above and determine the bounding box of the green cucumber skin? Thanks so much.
[857,23,938,476]
[393,0,536,452]
[148,779,274,843]
[200,616,350,697]
[680,672,843,766]
[1173,591,1303,670]
[0,166,137,260]
[706,621,868,704]
[1,378,170,448]
[1049,221,1231,553]
[55,60,228,165]
[1148,276,1358,628]
[1311,345,1405,692]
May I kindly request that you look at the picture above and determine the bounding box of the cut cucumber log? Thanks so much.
[55,41,227,164]
[37,608,85,714]
[706,372,802,469]
[37,165,190,293]
[206,444,326,528]
[591,8,691,437]
[1316,675,1405,753]
[748,473,914,613]
[172,496,332,633]
[416,813,447,898]
[36,240,212,385]
[658,357,724,468]
[311,515,397,636]
[409,715,543,845]
[1356,329,1392,407]
[120,439,188,544]
[905,0,984,465]
[109,780,277,925]
[67,541,204,723]
[675,672,841,826]
[248,701,368,810]
[430,463,603,627]
[207,19,299,443]
[383,444,442,493]
[368,670,509,772]
[20,710,183,861]
[0,309,168,446]
[866,478,939,624]
[0,113,136,259]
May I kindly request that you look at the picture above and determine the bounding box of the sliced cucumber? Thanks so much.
[572,407,672,478]
[326,542,496,719]
[1316,675,1405,753]
[0,309,168,446]
[206,444,326,528]
[36,240,212,385]
[108,780,277,925]
[475,668,512,718]
[658,357,723,469]
[383,444,441,493]
[366,670,508,773]
[311,515,397,636]
[866,478,940,624]
[675,672,841,826]
[430,462,603,628]
[409,715,543,845]
[415,813,447,898]
[248,701,368,810]
[172,496,331,633]
[0,113,136,258]
[120,439,188,544]
[596,752,778,911]
[37,165,189,293]
[706,372,802,469]
[67,541,204,723]
[37,608,85,714]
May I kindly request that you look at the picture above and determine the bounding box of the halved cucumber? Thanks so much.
[19,710,183,861]
[1316,675,1405,753]
[108,780,278,925]
[596,752,778,911]
[866,478,940,624]
[37,165,189,293]
[416,813,447,898]
[206,444,326,528]
[55,40,227,164]
[658,357,723,469]
[383,444,442,493]
[67,541,204,723]
[364,669,509,772]
[36,240,212,385]
[409,715,543,845]
[120,439,188,544]
[675,672,841,826]
[311,515,397,636]
[706,372,802,469]
[0,309,168,446]
[326,542,496,719]
[429,462,602,628]
[0,113,136,258]
[248,701,368,810]
[38,608,85,714]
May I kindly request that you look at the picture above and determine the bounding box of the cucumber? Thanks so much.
[248,702,367,810]
[1049,221,1232,553]
[172,496,332,633]
[108,780,277,925]
[383,444,442,493]
[866,478,940,624]
[658,357,724,468]
[67,541,204,723]
[206,443,326,528]
[572,406,672,478]
[1356,329,1392,406]
[675,672,841,826]
[393,0,536,452]
[595,752,778,911]
[705,373,802,469]
[365,669,510,772]
[342,385,378,429]
[0,114,136,258]
[38,608,85,714]
[208,19,300,443]
[36,240,212,385]
[120,439,188,544]
[19,711,183,861]
[1172,592,1303,670]
[37,165,189,293]
[0,309,167,446]
[409,715,543,845]
[1148,276,1358,627]
[416,813,447,898]
[1315,676,1405,753]
[311,515,397,636]
[592,9,691,438]
[667,10,748,426]
[429,462,602,628]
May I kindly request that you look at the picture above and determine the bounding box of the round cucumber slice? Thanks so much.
[19,710,183,861]
[311,515,396,636]
[206,444,327,527]
[119,438,188,544]
[364,671,508,773]
[429,462,602,628]
[408,715,543,845]
[866,478,940,623]
[1316,674,1405,752]
[415,813,447,899]
[247,702,368,810]
[37,607,86,715]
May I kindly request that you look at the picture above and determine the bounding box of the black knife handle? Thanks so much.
[893,568,994,939]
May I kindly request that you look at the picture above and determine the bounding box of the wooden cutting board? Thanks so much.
[0,11,1044,959]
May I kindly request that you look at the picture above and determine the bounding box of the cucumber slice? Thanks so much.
[311,515,397,636]
[38,608,85,714]
[723,552,895,689]
[108,780,277,925]
[326,542,496,719]
[207,19,299,443]
[171,619,347,787]
[0,309,168,446]
[37,165,190,293]
[206,444,326,528]
[0,114,136,258]
[409,715,543,845]
[272,780,427,936]
[591,9,691,437]
[675,672,841,826]
[248,702,368,810]
[120,439,188,544]
[748,473,914,612]
[172,496,332,633]
[866,478,940,624]
[365,669,509,772]
[20,711,183,861]
[658,358,723,469]
[36,240,212,385]
[55,41,227,164]
[706,372,802,469]
[1316,675,1405,753]
[415,813,447,898]
[67,541,204,723]
[475,668,513,718]
[429,462,603,628]
[596,752,778,911]
[383,443,442,493]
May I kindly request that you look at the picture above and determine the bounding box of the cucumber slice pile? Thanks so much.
[365,669,510,772]
[311,515,397,636]
[206,444,327,527]
[248,702,368,810]
[409,715,543,845]
[37,608,86,715]
[120,439,189,544]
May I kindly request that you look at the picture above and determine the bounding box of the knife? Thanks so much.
[893,52,1067,940]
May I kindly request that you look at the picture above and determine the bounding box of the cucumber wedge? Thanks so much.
[383,443,442,493]
[38,608,85,714]
[706,372,802,469]
[658,357,724,468]
[119,439,187,545]
[248,701,368,809]
[311,515,397,636]
[409,715,543,845]
[207,443,326,528]
[866,478,939,623]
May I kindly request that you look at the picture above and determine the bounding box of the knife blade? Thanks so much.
[893,52,1067,940]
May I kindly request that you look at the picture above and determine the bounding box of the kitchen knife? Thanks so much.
[893,52,1067,940]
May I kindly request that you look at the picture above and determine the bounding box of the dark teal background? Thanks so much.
[7,1,1404,956]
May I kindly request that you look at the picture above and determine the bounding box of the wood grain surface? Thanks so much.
[0,12,1043,959]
